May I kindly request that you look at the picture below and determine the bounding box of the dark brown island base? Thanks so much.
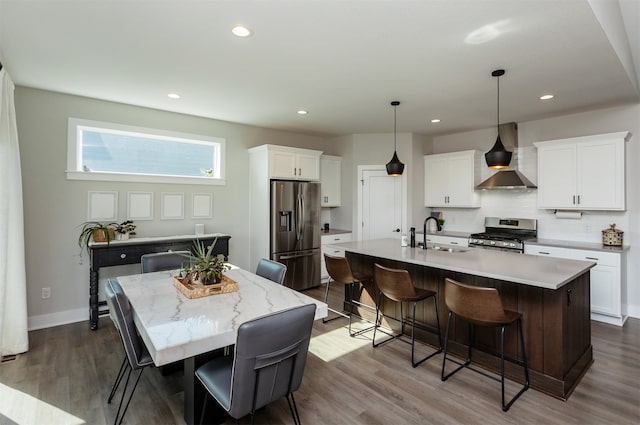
[332,239,595,401]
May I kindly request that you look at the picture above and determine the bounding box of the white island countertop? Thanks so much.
[329,238,595,290]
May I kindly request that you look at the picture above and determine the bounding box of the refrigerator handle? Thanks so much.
[279,251,316,260]
[296,193,304,240]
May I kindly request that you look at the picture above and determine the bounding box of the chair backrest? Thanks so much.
[444,278,509,325]
[255,258,287,285]
[374,263,417,302]
[105,279,151,369]
[324,254,357,284]
[141,251,190,273]
[228,303,316,419]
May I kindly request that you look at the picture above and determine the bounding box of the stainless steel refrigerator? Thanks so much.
[270,180,321,290]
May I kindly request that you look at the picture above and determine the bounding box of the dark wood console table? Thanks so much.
[89,233,230,330]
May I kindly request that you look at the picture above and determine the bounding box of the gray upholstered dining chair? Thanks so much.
[105,279,155,425]
[195,303,316,425]
[255,258,287,285]
[141,251,190,273]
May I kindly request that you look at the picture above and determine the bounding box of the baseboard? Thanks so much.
[28,308,87,331]
[627,303,640,320]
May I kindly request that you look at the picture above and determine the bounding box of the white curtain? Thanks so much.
[0,67,28,356]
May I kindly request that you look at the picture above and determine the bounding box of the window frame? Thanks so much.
[66,117,226,185]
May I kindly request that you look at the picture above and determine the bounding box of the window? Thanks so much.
[66,118,225,185]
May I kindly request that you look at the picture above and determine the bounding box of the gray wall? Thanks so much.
[15,87,328,329]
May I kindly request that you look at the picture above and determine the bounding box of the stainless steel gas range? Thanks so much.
[468,217,537,253]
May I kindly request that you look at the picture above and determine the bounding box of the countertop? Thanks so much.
[328,238,595,290]
[526,238,629,253]
[416,230,471,238]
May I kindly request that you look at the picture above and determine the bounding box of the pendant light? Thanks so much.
[386,100,405,176]
[485,69,512,168]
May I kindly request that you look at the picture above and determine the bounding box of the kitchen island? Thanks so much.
[330,238,595,400]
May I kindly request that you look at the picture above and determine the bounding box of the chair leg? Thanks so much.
[286,393,301,425]
[501,318,529,412]
[410,300,442,367]
[199,392,209,425]
[441,312,468,381]
[348,282,354,336]
[108,356,127,403]
[114,367,145,425]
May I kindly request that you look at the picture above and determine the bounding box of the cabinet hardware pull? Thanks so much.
[585,257,599,261]
[567,289,572,306]
[539,251,550,255]
[572,195,576,204]
[120,253,126,259]
[577,195,580,204]
[450,242,458,245]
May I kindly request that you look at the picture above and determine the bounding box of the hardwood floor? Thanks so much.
[1,284,638,425]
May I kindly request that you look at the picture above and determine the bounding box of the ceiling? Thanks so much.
[0,0,638,138]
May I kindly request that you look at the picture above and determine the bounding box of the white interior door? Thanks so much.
[360,168,404,240]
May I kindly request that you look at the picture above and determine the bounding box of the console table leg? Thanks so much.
[90,269,99,330]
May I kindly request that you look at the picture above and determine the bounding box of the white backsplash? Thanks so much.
[437,189,629,244]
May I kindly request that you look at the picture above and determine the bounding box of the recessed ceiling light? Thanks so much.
[232,26,253,37]
[431,118,441,123]
[540,94,554,100]
[297,110,308,115]
[167,93,180,99]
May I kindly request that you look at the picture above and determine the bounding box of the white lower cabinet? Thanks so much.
[320,233,352,281]
[524,244,626,326]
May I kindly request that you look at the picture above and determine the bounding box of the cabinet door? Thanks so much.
[446,154,479,207]
[577,140,625,210]
[320,156,341,207]
[589,264,620,316]
[269,150,296,179]
[297,153,320,180]
[424,156,448,207]
[537,144,577,209]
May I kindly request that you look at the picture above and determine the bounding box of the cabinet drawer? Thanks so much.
[570,250,618,267]
[524,245,572,259]
[321,233,352,245]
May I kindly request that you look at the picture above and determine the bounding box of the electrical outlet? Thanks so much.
[42,287,51,299]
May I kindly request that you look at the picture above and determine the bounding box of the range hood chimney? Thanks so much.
[476,122,537,190]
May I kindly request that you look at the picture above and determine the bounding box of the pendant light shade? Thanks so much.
[386,100,405,176]
[485,69,512,169]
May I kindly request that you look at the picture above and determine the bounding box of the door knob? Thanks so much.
[393,228,400,232]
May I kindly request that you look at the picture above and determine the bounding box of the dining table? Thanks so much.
[116,264,328,424]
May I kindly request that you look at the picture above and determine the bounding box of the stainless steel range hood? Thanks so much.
[476,123,537,190]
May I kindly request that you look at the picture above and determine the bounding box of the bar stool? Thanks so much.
[323,254,375,337]
[372,263,442,367]
[441,278,529,412]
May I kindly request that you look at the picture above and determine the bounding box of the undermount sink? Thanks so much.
[426,244,468,253]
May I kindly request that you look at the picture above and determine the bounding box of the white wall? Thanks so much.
[430,103,640,317]
[15,87,329,329]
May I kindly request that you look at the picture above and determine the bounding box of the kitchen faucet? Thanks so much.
[423,217,442,249]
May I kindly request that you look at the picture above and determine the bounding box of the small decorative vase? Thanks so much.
[116,233,130,241]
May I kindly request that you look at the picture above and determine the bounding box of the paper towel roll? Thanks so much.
[554,210,582,219]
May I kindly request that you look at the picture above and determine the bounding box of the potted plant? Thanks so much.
[113,220,136,241]
[181,238,229,285]
[78,221,115,255]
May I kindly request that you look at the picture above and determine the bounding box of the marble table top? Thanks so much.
[117,265,328,366]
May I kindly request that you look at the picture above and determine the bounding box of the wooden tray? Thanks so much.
[172,275,238,299]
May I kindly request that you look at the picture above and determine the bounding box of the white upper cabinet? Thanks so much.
[255,145,321,180]
[424,150,481,208]
[535,132,630,210]
[320,155,342,207]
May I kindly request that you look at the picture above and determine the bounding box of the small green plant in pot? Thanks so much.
[77,221,115,255]
[113,220,136,240]
[181,238,229,285]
